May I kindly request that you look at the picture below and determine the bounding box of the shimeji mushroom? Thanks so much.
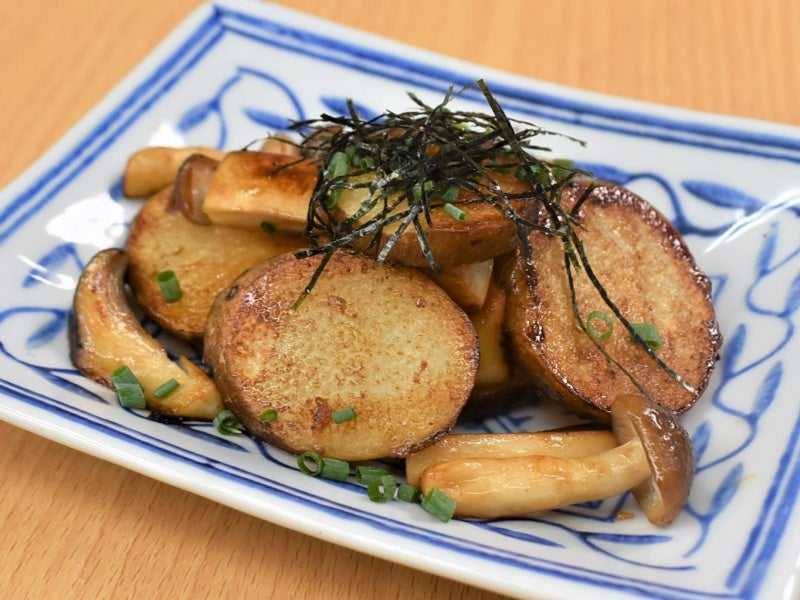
[418,394,695,526]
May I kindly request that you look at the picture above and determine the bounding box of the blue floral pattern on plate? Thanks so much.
[1,2,799,599]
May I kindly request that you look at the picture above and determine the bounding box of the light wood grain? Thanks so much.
[1,1,798,599]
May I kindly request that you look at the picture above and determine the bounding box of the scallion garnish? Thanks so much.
[155,270,183,303]
[551,158,575,182]
[439,184,459,204]
[115,382,146,409]
[297,451,323,476]
[332,406,356,424]
[297,452,350,481]
[325,150,351,208]
[110,364,139,385]
[443,202,467,221]
[109,365,146,409]
[631,322,662,350]
[367,474,397,502]
[258,409,278,423]
[397,483,422,503]
[355,465,391,486]
[586,310,614,340]
[320,457,350,481]
[152,378,180,399]
[421,487,457,523]
[260,221,277,234]
[213,409,242,435]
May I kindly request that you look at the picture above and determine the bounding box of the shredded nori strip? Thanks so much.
[279,79,692,394]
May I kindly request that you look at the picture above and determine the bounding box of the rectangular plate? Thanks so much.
[1,1,799,598]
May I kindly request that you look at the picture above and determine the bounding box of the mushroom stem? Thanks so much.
[417,394,695,526]
[406,429,617,486]
[419,437,651,519]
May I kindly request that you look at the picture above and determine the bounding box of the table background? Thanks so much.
[1,1,798,598]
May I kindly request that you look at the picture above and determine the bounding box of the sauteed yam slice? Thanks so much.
[505,181,722,420]
[204,250,480,461]
[125,186,305,340]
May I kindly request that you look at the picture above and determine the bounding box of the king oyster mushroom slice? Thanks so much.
[405,428,617,486]
[418,394,695,526]
[69,248,223,420]
[171,153,219,225]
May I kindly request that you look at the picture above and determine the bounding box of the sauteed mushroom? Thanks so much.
[69,249,223,419]
[418,394,694,526]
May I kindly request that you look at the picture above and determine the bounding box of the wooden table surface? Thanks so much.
[1,1,798,599]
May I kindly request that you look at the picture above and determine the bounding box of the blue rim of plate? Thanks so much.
[1,2,799,599]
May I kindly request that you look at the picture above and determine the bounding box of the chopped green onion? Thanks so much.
[397,484,422,503]
[332,406,356,424]
[411,180,435,202]
[551,158,575,182]
[326,151,351,208]
[443,203,467,221]
[260,221,277,234]
[319,457,350,481]
[367,474,397,502]
[344,145,358,161]
[439,184,459,204]
[355,465,392,486]
[329,150,351,175]
[115,382,146,410]
[152,378,180,399]
[631,322,662,349]
[421,487,457,523]
[156,270,183,303]
[298,451,324,476]
[586,310,614,340]
[258,409,278,423]
[297,452,350,481]
[213,409,242,435]
[110,364,139,385]
[110,365,146,409]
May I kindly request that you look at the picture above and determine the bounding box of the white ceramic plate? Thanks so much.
[2,1,799,598]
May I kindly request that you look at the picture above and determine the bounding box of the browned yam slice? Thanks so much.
[202,151,319,233]
[332,170,536,268]
[69,249,223,420]
[125,187,306,340]
[505,181,722,420]
[203,250,480,461]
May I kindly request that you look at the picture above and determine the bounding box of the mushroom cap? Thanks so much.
[610,394,696,526]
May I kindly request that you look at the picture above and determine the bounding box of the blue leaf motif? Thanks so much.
[481,522,564,547]
[751,361,782,418]
[24,243,84,287]
[243,107,293,131]
[682,181,763,214]
[178,100,218,132]
[707,463,743,518]
[692,421,712,464]
[572,162,631,185]
[586,532,671,545]
[786,273,800,316]
[27,310,69,350]
[319,96,378,121]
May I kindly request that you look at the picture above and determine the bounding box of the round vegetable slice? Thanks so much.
[204,250,479,461]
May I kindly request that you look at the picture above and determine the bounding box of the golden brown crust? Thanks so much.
[332,170,538,268]
[504,181,722,419]
[125,187,305,340]
[203,250,480,461]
